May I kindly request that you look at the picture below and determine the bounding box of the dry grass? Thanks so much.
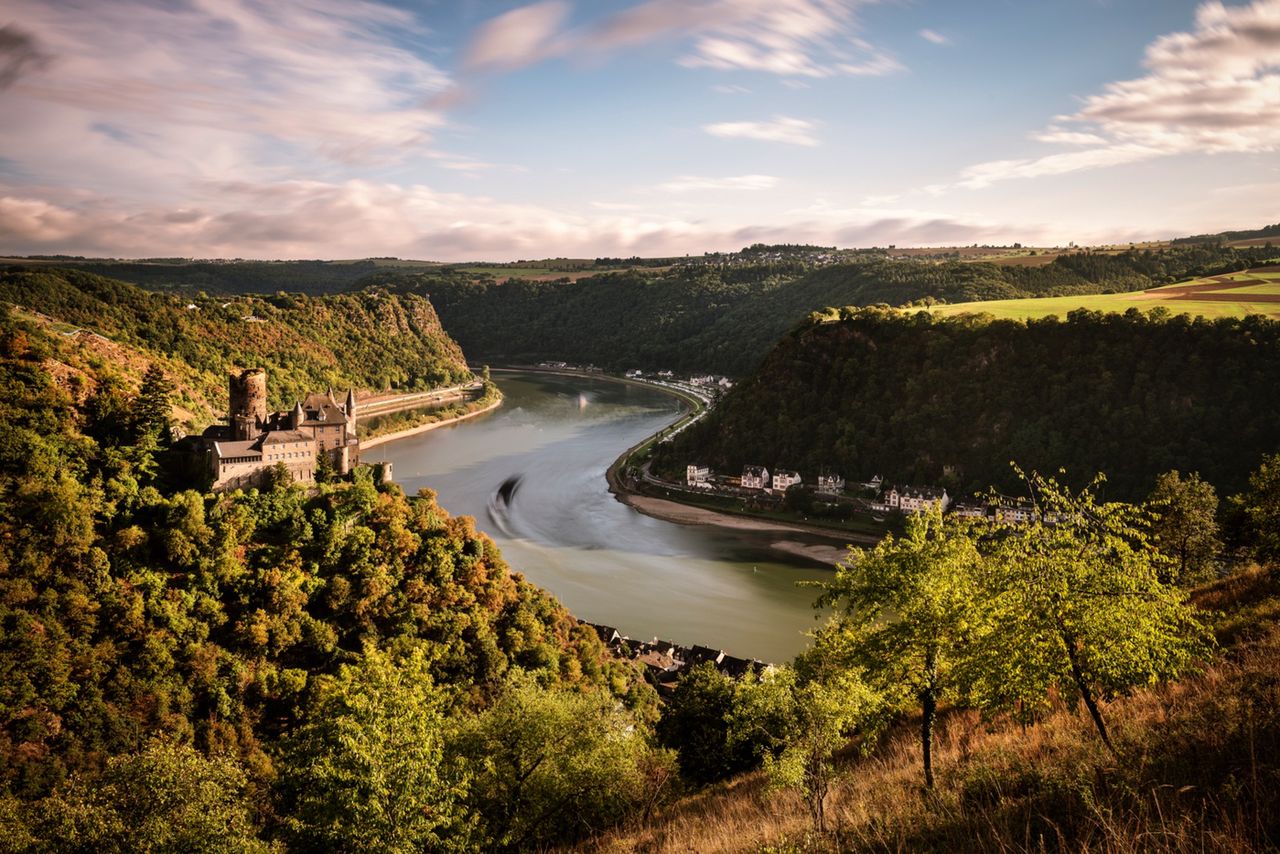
[581,568,1280,853]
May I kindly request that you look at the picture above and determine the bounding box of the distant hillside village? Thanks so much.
[202,368,366,492]
[680,463,1046,524]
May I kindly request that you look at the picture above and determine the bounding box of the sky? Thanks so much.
[0,0,1277,261]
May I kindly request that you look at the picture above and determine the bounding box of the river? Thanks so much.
[371,370,845,662]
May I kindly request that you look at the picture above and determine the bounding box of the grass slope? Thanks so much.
[927,267,1280,321]
[584,566,1280,853]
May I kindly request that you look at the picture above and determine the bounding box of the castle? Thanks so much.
[204,368,361,492]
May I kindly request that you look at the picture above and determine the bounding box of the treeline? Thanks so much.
[1172,222,1280,245]
[373,243,1275,376]
[0,326,664,851]
[655,307,1280,500]
[0,267,473,431]
[7,258,382,295]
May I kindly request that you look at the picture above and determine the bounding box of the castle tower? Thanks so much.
[344,388,357,435]
[290,400,304,431]
[228,368,268,440]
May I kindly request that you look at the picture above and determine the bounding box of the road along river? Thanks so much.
[372,370,855,662]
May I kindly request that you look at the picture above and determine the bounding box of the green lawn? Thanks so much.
[925,267,1280,321]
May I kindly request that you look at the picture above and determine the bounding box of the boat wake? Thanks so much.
[486,474,523,537]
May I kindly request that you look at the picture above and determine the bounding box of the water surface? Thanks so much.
[373,371,841,662]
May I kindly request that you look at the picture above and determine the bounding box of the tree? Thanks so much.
[448,675,665,852]
[266,461,293,492]
[729,657,878,835]
[1147,470,1220,584]
[813,507,983,788]
[783,483,813,515]
[656,662,753,785]
[24,742,269,854]
[1239,453,1280,562]
[973,471,1213,752]
[134,363,175,444]
[314,448,336,484]
[277,645,468,853]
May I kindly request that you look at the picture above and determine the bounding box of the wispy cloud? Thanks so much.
[918,29,949,45]
[0,179,1048,260]
[703,116,820,146]
[464,1,572,72]
[459,0,902,80]
[944,0,1280,190]
[656,174,779,192]
[1,0,451,188]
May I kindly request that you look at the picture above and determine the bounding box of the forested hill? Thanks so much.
[655,307,1280,500]
[0,266,473,432]
[0,324,661,850]
[375,244,1274,376]
[5,257,390,295]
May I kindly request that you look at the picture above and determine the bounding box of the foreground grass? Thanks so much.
[582,567,1280,853]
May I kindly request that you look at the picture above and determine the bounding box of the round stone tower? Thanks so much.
[229,367,268,440]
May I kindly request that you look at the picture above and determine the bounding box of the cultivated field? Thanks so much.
[925,266,1280,321]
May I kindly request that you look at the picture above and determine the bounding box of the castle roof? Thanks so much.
[211,439,262,460]
[260,430,313,445]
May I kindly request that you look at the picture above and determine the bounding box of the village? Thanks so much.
[673,463,1047,525]
[579,620,767,695]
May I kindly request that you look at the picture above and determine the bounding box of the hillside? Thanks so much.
[927,265,1280,322]
[655,307,1280,501]
[378,243,1274,376]
[0,266,474,432]
[586,566,1280,853]
[0,309,663,852]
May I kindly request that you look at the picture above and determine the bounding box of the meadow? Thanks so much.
[926,266,1280,321]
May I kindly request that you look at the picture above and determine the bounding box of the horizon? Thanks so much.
[1,0,1278,261]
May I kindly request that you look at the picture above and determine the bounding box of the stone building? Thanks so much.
[205,368,361,492]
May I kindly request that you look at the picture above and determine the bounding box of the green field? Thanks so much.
[925,267,1280,321]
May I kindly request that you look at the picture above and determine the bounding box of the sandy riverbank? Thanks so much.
[617,491,875,563]
[360,398,503,450]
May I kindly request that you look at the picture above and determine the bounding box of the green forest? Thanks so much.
[374,243,1276,376]
[0,267,474,432]
[656,307,1280,501]
[0,330,664,851]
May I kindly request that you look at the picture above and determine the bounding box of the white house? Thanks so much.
[950,502,989,520]
[686,465,711,487]
[885,485,951,514]
[771,470,802,493]
[742,465,770,490]
[816,474,845,495]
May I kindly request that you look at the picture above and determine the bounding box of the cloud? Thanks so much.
[464,1,572,72]
[918,29,949,45]
[943,0,1280,189]
[656,174,779,192]
[0,0,451,183]
[702,116,820,145]
[1030,128,1110,146]
[712,83,752,94]
[0,24,50,89]
[460,0,902,80]
[0,180,1054,260]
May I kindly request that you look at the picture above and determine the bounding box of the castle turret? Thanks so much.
[345,388,357,435]
[290,400,305,430]
[228,368,268,441]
